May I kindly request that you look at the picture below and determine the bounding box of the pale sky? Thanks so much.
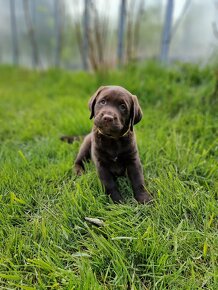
[67,0,198,22]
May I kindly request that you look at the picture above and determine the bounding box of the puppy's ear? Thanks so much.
[89,86,105,119]
[130,95,143,131]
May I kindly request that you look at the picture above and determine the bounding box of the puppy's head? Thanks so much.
[89,86,142,137]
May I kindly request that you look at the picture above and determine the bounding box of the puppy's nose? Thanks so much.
[103,114,114,122]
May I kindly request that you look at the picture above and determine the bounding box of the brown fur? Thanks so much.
[70,86,151,203]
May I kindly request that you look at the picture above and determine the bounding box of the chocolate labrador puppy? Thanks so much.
[73,85,151,204]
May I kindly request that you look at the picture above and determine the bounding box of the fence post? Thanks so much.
[117,0,126,65]
[82,0,89,70]
[160,0,174,63]
[10,0,19,65]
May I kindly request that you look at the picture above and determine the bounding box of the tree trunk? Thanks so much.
[82,0,89,70]
[160,0,174,63]
[23,0,39,68]
[10,0,19,65]
[117,0,126,65]
[54,0,63,67]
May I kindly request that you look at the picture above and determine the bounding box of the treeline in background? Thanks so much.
[1,0,218,70]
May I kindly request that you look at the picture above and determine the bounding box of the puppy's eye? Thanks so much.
[100,99,106,105]
[119,104,126,111]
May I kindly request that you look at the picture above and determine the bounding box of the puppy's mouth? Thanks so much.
[96,123,123,137]
[94,116,124,138]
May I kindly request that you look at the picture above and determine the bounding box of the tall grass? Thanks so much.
[0,63,217,289]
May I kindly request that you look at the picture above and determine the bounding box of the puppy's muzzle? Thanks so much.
[99,112,118,125]
[94,111,123,136]
[102,114,116,124]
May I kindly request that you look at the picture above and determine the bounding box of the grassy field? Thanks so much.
[0,63,218,289]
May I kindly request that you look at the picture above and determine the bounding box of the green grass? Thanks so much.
[0,62,218,289]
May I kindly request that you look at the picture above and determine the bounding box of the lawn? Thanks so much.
[0,63,218,289]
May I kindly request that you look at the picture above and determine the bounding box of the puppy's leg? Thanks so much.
[74,133,92,175]
[127,158,152,204]
[96,165,123,203]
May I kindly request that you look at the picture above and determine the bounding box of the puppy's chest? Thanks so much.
[96,138,129,164]
[106,150,120,163]
[100,144,127,176]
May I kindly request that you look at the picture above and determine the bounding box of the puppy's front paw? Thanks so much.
[135,191,152,204]
[109,191,123,204]
[74,164,84,176]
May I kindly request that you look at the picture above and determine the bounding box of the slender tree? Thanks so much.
[117,0,127,65]
[212,1,218,39]
[54,0,62,67]
[160,0,174,63]
[91,2,104,65]
[133,0,145,59]
[31,0,36,27]
[23,0,39,68]
[126,0,135,61]
[10,0,19,65]
[82,0,89,70]
[126,0,146,62]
